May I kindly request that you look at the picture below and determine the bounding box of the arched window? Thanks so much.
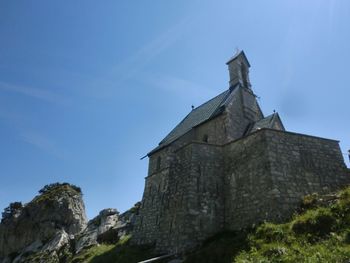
[156,156,161,171]
[202,134,208,143]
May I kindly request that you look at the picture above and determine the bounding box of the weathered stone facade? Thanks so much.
[223,129,349,230]
[132,51,350,253]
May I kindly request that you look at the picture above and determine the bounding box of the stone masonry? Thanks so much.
[132,51,350,253]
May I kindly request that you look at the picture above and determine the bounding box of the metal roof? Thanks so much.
[160,89,230,145]
[248,113,281,134]
[147,88,233,156]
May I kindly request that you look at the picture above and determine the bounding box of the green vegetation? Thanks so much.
[39,182,82,195]
[32,182,82,204]
[1,202,23,222]
[184,186,350,263]
[71,235,158,263]
[129,201,141,214]
[12,184,350,263]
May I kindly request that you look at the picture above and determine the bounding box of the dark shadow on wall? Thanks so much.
[183,230,251,263]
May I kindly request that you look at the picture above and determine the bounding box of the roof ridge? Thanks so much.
[193,89,229,111]
[156,89,230,148]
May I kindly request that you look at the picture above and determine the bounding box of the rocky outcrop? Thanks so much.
[0,183,87,263]
[75,208,119,253]
[0,183,141,263]
[75,202,141,253]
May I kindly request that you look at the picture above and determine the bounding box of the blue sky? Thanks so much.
[0,0,349,219]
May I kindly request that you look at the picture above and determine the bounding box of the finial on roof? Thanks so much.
[191,105,195,110]
[273,109,276,113]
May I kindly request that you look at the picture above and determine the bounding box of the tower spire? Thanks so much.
[226,50,251,90]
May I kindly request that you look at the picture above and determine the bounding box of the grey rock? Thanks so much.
[76,203,140,253]
[75,208,119,253]
[42,229,69,252]
[0,184,87,260]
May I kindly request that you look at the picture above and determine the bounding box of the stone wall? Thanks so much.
[223,87,263,142]
[133,142,225,252]
[133,128,349,253]
[224,130,273,230]
[175,142,224,251]
[194,115,227,145]
[224,129,349,230]
[263,129,349,220]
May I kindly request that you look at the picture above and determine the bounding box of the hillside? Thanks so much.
[0,183,87,262]
[0,183,144,263]
[70,185,350,262]
[185,186,350,263]
[2,184,350,263]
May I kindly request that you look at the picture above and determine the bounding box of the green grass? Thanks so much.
[234,186,350,263]
[181,186,350,263]
[40,185,349,263]
[71,235,158,263]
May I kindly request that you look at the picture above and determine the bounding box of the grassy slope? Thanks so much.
[71,236,160,263]
[65,186,350,263]
[185,186,350,263]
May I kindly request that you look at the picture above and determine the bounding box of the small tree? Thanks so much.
[1,202,23,223]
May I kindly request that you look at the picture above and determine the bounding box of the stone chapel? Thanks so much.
[132,51,349,253]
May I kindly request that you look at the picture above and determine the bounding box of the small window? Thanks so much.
[156,156,161,171]
[202,134,208,143]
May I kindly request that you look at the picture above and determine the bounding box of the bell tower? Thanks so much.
[226,50,251,90]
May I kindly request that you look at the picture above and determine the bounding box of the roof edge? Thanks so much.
[226,50,251,67]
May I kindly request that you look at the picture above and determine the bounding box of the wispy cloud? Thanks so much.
[148,74,215,103]
[113,17,191,78]
[20,132,67,159]
[0,81,69,105]
[87,16,195,98]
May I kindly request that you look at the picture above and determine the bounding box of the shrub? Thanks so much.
[129,202,141,214]
[254,223,288,243]
[1,202,23,222]
[291,208,336,238]
[343,229,350,244]
[301,193,319,210]
[38,182,82,195]
[260,243,289,258]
